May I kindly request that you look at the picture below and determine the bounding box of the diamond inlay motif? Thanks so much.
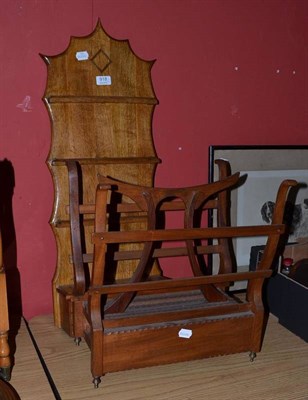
[91,49,112,73]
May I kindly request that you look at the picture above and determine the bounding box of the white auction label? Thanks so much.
[178,328,192,339]
[76,51,89,61]
[96,76,112,86]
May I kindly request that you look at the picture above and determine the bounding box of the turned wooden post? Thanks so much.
[0,229,11,381]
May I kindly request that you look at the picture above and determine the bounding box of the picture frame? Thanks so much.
[208,145,308,282]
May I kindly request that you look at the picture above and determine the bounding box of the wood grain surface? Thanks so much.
[9,319,54,399]
[9,314,308,400]
[42,21,160,327]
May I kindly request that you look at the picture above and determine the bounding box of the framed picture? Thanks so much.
[209,145,308,277]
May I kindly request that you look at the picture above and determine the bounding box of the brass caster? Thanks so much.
[74,337,81,346]
[93,377,101,389]
[0,366,11,381]
[249,351,257,362]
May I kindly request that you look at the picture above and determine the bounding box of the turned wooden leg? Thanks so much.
[0,331,11,381]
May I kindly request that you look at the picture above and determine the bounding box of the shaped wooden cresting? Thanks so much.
[42,21,161,330]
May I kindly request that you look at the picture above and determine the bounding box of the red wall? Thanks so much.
[0,0,307,319]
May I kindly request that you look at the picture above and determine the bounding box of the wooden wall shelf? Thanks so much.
[42,21,161,329]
